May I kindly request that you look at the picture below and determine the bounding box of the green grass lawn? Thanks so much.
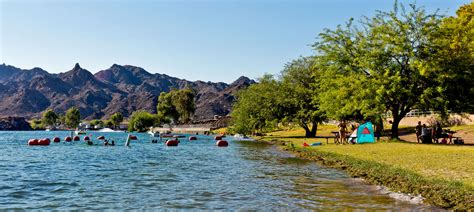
[261,125,474,209]
[263,125,474,188]
[312,142,474,187]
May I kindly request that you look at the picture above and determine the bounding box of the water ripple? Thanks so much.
[0,131,438,210]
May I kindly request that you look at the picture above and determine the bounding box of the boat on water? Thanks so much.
[233,134,256,141]
[97,128,125,133]
[160,133,185,138]
[75,130,87,135]
[148,131,160,137]
[160,134,174,138]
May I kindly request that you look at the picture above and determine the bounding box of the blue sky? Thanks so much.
[0,0,470,83]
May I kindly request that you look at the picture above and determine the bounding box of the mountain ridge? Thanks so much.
[0,63,255,120]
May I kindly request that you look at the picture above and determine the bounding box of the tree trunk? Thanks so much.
[309,121,318,138]
[300,122,317,138]
[302,125,311,137]
[391,115,401,139]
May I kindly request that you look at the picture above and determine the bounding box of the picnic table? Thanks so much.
[315,131,339,144]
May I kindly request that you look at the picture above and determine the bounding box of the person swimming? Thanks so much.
[110,140,115,146]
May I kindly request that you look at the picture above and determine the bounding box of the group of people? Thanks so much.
[415,121,458,144]
[86,139,115,146]
[336,119,383,145]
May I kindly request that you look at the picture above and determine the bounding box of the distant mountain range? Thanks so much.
[0,63,254,120]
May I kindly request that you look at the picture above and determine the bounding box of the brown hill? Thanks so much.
[0,63,254,120]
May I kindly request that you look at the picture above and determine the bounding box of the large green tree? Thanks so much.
[157,89,196,124]
[279,57,325,137]
[429,2,474,114]
[314,2,443,139]
[65,107,81,129]
[230,75,282,135]
[41,109,58,128]
[109,112,124,130]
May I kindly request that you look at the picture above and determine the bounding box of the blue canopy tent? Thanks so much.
[356,121,375,143]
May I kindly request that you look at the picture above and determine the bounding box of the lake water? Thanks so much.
[0,131,434,210]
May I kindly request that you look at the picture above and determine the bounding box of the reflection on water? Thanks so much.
[0,131,436,210]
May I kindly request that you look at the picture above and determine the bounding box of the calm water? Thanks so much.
[0,131,433,210]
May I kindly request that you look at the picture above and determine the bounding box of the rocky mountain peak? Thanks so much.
[0,63,254,120]
[73,63,82,70]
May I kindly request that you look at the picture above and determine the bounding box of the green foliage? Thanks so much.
[280,57,326,137]
[30,119,44,130]
[41,109,58,127]
[104,119,114,128]
[128,111,164,132]
[89,119,103,128]
[109,112,124,129]
[65,107,81,129]
[231,75,282,134]
[58,114,66,127]
[429,2,474,113]
[231,75,284,135]
[231,58,328,137]
[231,1,473,139]
[157,89,196,124]
[314,2,443,138]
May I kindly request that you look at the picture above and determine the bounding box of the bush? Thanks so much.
[128,111,165,132]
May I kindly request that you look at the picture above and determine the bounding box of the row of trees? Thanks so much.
[32,88,196,132]
[32,107,82,130]
[231,1,474,139]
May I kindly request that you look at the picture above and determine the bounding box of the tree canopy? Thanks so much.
[429,2,474,114]
[230,75,282,135]
[110,113,124,129]
[128,111,164,132]
[231,1,473,139]
[231,58,326,137]
[157,89,196,124]
[314,2,446,138]
[41,109,58,128]
[65,107,81,129]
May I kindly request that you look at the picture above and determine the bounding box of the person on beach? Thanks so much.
[421,124,430,143]
[338,120,347,144]
[415,121,422,143]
